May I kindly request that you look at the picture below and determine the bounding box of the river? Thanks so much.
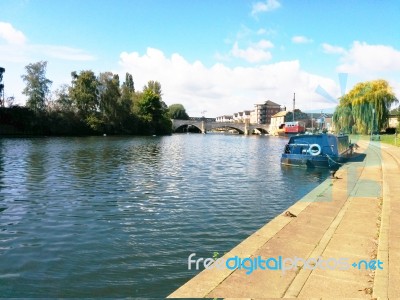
[0,134,329,297]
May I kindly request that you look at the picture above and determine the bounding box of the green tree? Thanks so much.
[333,105,353,133]
[53,84,74,112]
[136,89,171,134]
[122,72,135,93]
[168,103,189,119]
[333,79,398,134]
[284,109,309,123]
[70,71,99,116]
[144,80,162,97]
[142,80,168,118]
[69,70,101,130]
[98,72,121,126]
[21,61,52,112]
[120,72,135,118]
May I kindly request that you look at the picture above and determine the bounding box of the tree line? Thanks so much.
[0,61,189,136]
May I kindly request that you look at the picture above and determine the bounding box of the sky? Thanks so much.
[1,0,400,117]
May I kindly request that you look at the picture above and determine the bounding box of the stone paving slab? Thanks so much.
[168,139,400,299]
[369,141,400,299]
[297,274,372,298]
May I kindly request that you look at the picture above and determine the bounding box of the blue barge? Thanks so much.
[281,133,352,169]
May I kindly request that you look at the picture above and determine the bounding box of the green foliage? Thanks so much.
[284,109,309,122]
[120,73,135,122]
[333,80,398,134]
[52,84,74,112]
[333,105,353,133]
[122,72,135,93]
[69,70,99,119]
[86,114,104,131]
[21,61,52,112]
[144,80,162,97]
[136,89,172,134]
[0,106,35,132]
[168,103,189,120]
[7,63,173,136]
[98,72,121,127]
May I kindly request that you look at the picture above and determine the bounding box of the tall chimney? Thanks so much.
[293,93,295,122]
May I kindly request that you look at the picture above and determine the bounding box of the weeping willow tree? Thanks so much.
[333,80,398,134]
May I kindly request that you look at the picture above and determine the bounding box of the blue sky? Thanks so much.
[1,0,400,116]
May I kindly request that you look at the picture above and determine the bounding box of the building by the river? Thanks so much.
[216,100,283,125]
[270,110,289,133]
[253,100,281,124]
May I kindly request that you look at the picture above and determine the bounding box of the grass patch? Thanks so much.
[350,134,400,147]
[379,134,400,147]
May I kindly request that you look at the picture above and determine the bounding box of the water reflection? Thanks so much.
[0,135,329,298]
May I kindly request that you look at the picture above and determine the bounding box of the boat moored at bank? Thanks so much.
[284,121,306,134]
[281,133,353,170]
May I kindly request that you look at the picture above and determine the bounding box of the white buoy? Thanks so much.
[103,134,107,137]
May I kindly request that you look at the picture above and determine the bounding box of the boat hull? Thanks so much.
[281,153,345,168]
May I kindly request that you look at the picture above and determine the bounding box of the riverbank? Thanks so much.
[168,139,400,298]
[0,106,172,137]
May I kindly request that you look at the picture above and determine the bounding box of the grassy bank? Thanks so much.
[379,134,400,147]
[350,134,400,147]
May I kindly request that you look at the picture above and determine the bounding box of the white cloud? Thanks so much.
[0,23,95,64]
[36,45,96,61]
[0,44,96,64]
[257,39,274,49]
[257,28,277,36]
[232,25,276,42]
[0,23,96,106]
[230,40,274,63]
[322,43,346,54]
[0,22,26,45]
[118,47,340,117]
[251,0,281,16]
[337,41,400,74]
[0,44,28,63]
[236,25,253,40]
[292,36,313,44]
[321,41,400,103]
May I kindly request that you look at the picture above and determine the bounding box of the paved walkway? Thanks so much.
[168,139,400,298]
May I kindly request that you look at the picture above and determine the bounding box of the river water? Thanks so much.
[0,134,329,297]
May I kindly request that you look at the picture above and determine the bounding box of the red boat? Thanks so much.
[284,121,305,134]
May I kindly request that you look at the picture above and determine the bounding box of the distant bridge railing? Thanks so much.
[189,117,216,122]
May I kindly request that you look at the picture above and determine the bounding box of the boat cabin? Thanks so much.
[284,134,350,157]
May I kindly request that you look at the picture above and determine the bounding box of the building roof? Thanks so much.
[272,111,289,118]
[265,100,281,106]
[254,100,281,107]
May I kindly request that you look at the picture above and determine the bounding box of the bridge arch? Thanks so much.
[209,125,245,134]
[253,127,269,134]
[174,124,202,133]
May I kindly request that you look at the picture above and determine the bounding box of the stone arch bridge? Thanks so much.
[171,118,270,135]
